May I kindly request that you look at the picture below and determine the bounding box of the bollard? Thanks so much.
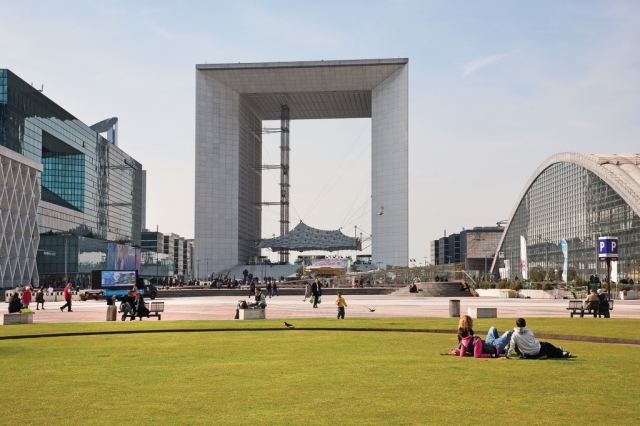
[449,299,460,318]
[106,305,117,321]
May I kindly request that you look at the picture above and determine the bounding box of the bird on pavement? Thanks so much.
[366,307,376,312]
[284,322,294,328]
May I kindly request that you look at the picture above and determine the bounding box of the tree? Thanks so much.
[295,265,305,279]
[567,268,577,282]
[529,266,545,282]
[350,264,360,273]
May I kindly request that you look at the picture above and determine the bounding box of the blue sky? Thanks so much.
[2,1,639,263]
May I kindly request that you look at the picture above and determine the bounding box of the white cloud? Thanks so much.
[463,52,512,76]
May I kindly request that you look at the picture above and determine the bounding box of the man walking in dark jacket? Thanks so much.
[311,278,322,308]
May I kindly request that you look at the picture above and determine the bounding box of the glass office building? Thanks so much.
[492,153,640,281]
[0,69,145,287]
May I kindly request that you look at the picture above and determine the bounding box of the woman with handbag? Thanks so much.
[311,278,322,308]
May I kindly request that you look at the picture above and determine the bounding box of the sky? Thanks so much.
[2,1,639,264]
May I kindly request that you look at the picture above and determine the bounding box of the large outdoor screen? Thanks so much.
[101,270,137,288]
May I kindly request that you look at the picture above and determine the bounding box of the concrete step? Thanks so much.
[157,287,394,298]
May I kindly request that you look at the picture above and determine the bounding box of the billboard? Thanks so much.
[101,270,137,288]
[306,258,349,269]
[106,243,141,272]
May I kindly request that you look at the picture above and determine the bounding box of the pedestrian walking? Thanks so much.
[266,282,272,298]
[311,278,322,308]
[35,287,45,310]
[249,280,256,297]
[303,281,311,302]
[60,282,73,312]
[272,281,278,297]
[335,291,347,319]
[21,286,32,308]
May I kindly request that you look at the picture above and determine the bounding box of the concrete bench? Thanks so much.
[239,308,266,320]
[2,313,34,325]
[467,307,497,318]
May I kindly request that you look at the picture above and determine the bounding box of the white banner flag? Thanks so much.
[611,261,618,283]
[520,236,528,280]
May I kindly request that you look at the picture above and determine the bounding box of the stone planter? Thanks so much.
[2,313,33,325]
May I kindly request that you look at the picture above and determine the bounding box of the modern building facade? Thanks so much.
[0,69,144,287]
[141,230,194,278]
[141,230,164,253]
[459,227,503,275]
[491,153,640,281]
[195,59,409,274]
[431,227,503,274]
[183,239,193,279]
[0,145,42,287]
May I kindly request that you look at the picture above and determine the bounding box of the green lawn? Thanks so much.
[2,319,639,425]
[2,317,640,340]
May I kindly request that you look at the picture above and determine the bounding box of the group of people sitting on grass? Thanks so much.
[448,315,571,359]
[118,288,150,321]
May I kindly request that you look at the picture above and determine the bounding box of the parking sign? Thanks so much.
[598,237,618,260]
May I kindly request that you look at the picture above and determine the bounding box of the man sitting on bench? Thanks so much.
[583,289,600,316]
[248,288,266,309]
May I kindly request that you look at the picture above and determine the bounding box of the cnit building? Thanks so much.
[0,69,146,288]
[492,153,640,281]
[194,59,409,274]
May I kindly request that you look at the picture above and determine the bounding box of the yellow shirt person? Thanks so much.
[335,292,347,319]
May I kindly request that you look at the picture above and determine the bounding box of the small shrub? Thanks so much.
[496,281,509,289]
[542,283,553,291]
[509,281,523,291]
[531,282,543,290]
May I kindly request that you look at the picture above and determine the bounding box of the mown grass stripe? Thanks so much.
[1,327,639,346]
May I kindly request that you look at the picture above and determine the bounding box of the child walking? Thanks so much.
[335,292,347,319]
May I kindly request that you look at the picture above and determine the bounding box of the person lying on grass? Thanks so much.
[449,327,511,358]
[503,318,571,359]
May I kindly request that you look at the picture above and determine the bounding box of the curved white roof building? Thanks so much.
[491,153,640,281]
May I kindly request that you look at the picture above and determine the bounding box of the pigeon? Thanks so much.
[377,207,384,216]
[284,322,294,328]
[366,307,376,312]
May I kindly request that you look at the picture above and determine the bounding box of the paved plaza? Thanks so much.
[21,294,640,323]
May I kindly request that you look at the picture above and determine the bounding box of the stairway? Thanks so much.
[392,281,475,297]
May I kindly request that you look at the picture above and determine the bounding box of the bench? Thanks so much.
[467,307,497,318]
[238,308,266,320]
[567,300,614,318]
[2,313,34,325]
[121,302,164,321]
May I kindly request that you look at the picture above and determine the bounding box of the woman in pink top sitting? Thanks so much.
[450,328,500,358]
